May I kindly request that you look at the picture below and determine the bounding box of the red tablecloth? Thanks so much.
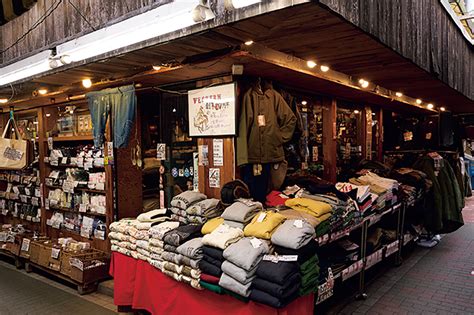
[110,252,314,315]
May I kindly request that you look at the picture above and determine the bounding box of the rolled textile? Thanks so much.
[221,260,257,284]
[252,273,301,299]
[200,273,220,284]
[135,219,170,231]
[199,259,222,277]
[176,237,203,259]
[163,269,182,281]
[202,224,243,250]
[201,217,224,234]
[284,198,332,219]
[186,198,221,216]
[161,251,182,264]
[163,224,203,246]
[149,221,180,239]
[171,191,207,210]
[181,275,202,290]
[274,240,318,263]
[149,259,164,270]
[271,219,315,249]
[149,252,162,261]
[149,238,164,248]
[200,281,224,294]
[243,211,286,239]
[221,199,263,223]
[182,266,201,279]
[202,245,224,261]
[136,240,149,250]
[256,260,300,285]
[249,288,299,308]
[223,237,270,271]
[219,273,253,297]
[180,256,200,269]
[163,261,183,274]
[223,220,245,230]
[149,245,163,255]
[137,209,168,222]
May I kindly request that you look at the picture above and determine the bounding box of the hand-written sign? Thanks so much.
[188,83,236,136]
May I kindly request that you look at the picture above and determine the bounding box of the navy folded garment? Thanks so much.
[256,260,299,285]
[252,273,301,299]
[202,245,224,261]
[249,287,300,308]
[199,259,222,277]
[274,240,318,263]
[202,253,223,268]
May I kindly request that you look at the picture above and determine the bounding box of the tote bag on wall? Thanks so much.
[0,117,32,170]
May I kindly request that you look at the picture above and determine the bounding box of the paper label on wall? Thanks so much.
[61,157,68,164]
[21,239,30,252]
[47,137,54,150]
[209,168,220,188]
[107,142,114,158]
[193,152,199,192]
[312,146,319,162]
[213,139,224,166]
[62,180,76,193]
[156,143,166,160]
[51,248,61,260]
[198,145,209,166]
[79,204,87,213]
[188,83,236,136]
[31,197,39,206]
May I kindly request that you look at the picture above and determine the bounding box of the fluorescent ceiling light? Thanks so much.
[0,50,53,86]
[56,1,215,63]
[225,0,262,9]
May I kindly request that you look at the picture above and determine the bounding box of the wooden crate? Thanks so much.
[68,250,109,284]
[60,249,96,279]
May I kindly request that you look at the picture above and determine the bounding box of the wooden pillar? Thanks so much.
[37,107,47,235]
[322,97,337,183]
[361,106,372,160]
[377,109,384,161]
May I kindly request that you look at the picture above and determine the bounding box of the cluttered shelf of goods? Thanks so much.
[108,154,458,315]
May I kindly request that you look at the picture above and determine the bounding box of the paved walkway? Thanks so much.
[336,197,474,315]
[0,259,116,315]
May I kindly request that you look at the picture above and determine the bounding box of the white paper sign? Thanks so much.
[209,168,220,188]
[51,248,61,259]
[213,139,224,166]
[21,239,30,252]
[198,145,208,166]
[188,83,236,136]
[156,143,166,160]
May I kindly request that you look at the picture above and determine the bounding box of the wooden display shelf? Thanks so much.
[43,135,94,142]
[47,163,105,170]
[48,206,106,218]
[46,185,106,194]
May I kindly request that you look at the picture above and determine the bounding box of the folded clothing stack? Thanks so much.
[148,221,180,270]
[202,224,243,250]
[271,219,315,249]
[218,237,270,298]
[201,217,224,234]
[170,191,207,223]
[221,199,262,230]
[274,240,319,296]
[250,259,301,308]
[199,245,225,278]
[284,198,332,236]
[109,220,141,260]
[137,209,170,227]
[243,211,286,239]
[186,198,223,224]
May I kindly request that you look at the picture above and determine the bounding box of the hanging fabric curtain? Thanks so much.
[86,84,137,149]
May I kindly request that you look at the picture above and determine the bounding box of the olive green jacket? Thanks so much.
[237,87,296,166]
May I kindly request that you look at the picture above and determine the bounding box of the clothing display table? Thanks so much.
[110,252,314,315]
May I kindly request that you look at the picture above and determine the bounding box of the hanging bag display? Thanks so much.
[0,116,32,170]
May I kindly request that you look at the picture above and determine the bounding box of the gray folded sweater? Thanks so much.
[219,272,253,297]
[176,237,203,259]
[223,237,270,271]
[171,191,207,210]
[221,199,262,223]
[221,260,257,284]
[271,219,315,249]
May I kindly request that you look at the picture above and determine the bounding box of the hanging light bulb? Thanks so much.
[152,65,162,71]
[172,108,177,113]
[244,40,254,46]
[427,103,434,110]
[306,60,317,69]
[354,110,360,114]
[358,79,369,88]
[38,88,48,95]
[301,100,308,105]
[416,99,422,105]
[395,92,403,97]
[0,99,8,104]
[82,79,92,88]
[440,107,446,112]
[320,65,330,72]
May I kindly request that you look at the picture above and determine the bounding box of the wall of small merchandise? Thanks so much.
[0,103,114,253]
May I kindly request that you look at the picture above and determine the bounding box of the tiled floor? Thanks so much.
[335,197,474,315]
[0,257,117,314]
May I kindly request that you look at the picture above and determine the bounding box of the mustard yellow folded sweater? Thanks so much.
[244,211,286,239]
[201,217,225,234]
[285,198,333,218]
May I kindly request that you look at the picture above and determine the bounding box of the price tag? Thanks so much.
[12,186,20,194]
[47,137,54,150]
[156,143,166,160]
[26,215,32,221]
[263,254,298,262]
[365,249,383,270]
[24,187,31,196]
[62,180,76,194]
[250,238,262,249]
[20,195,28,203]
[51,248,61,260]
[52,221,61,229]
[77,157,84,168]
[35,188,41,198]
[293,220,303,228]
[385,240,399,257]
[6,183,12,193]
[45,199,50,210]
[257,212,267,223]
[61,157,68,165]
[50,159,59,166]
[342,260,363,281]
[21,239,30,252]
[79,204,87,213]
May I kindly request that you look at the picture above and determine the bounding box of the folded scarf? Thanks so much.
[186,198,221,216]
[200,280,224,294]
[252,272,301,299]
[176,237,203,259]
[221,199,262,223]
[163,261,183,274]
[181,275,202,290]
[149,246,163,255]
[171,191,207,210]
[180,256,200,269]
[285,198,332,218]
[149,238,164,248]
[202,245,224,261]
[199,259,223,277]
[149,259,164,270]
[271,219,315,249]
[182,266,201,279]
[219,272,253,297]
[149,221,180,239]
[223,237,270,271]
[162,251,182,264]
[163,224,203,246]
[249,288,299,308]
[200,273,221,284]
[137,209,168,222]
[221,260,257,284]
[255,260,300,285]
[243,211,286,239]
[279,209,327,228]
[136,240,149,250]
[201,217,224,234]
[274,240,318,263]
[202,224,243,249]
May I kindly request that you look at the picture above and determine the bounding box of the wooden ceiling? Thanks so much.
[2,2,472,112]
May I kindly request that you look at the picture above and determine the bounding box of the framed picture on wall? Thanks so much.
[188,83,236,137]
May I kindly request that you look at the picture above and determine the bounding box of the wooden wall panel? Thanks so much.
[322,97,337,183]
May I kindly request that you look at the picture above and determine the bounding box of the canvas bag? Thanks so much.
[0,117,31,170]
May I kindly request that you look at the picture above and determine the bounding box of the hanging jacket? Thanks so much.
[237,87,296,166]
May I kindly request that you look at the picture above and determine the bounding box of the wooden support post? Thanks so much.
[377,109,384,161]
[322,97,337,183]
[362,106,372,160]
[37,107,47,235]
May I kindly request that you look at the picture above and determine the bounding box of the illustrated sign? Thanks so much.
[188,83,236,136]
